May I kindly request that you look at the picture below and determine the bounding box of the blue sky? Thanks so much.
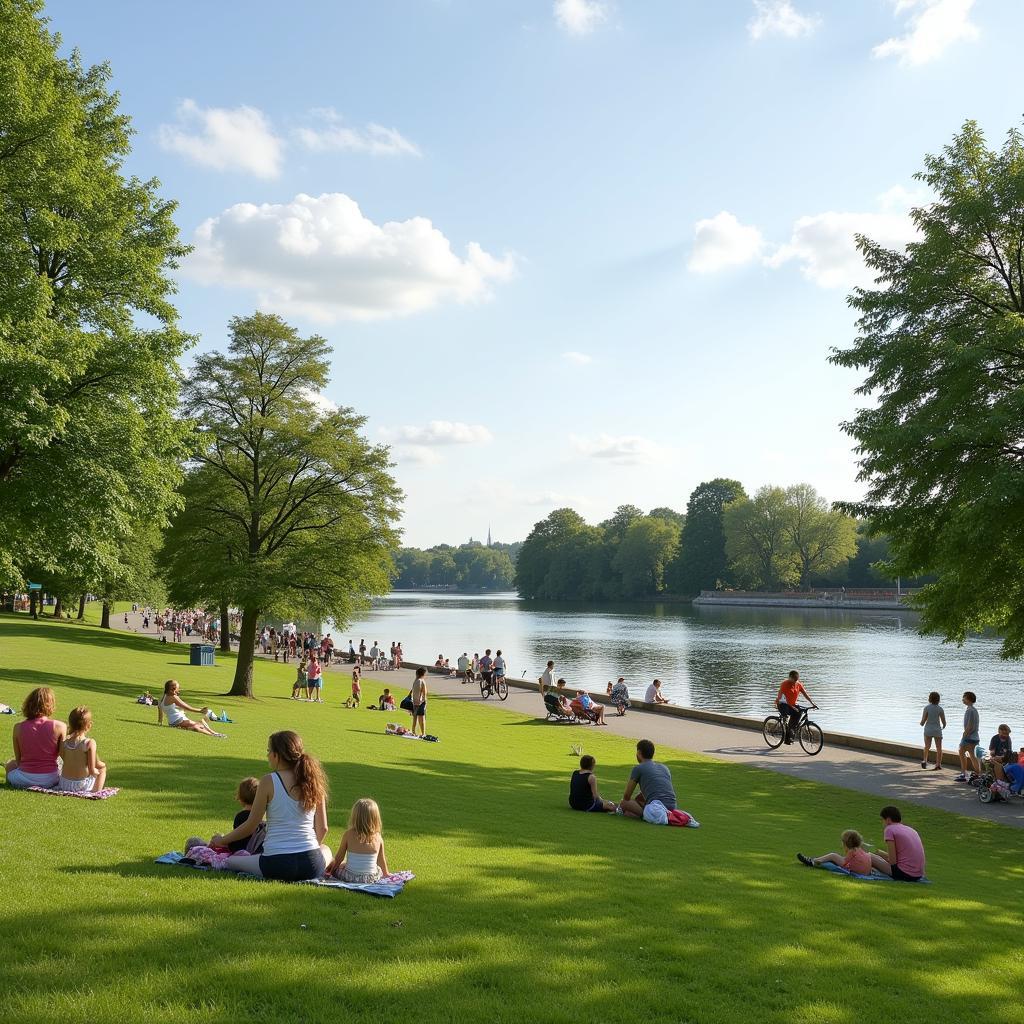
[47,0,1022,546]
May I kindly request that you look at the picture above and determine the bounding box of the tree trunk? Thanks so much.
[219,599,231,653]
[101,600,111,629]
[228,607,258,697]
[77,594,86,620]
[53,595,63,618]
[30,590,38,619]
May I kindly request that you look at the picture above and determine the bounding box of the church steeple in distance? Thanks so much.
[487,525,492,547]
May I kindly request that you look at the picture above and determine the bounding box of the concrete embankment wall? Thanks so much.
[693,595,913,612]
[407,660,961,767]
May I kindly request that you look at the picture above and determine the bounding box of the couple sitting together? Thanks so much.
[569,739,694,825]
[546,678,608,725]
[185,730,388,884]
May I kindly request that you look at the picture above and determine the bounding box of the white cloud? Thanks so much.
[873,0,978,67]
[571,434,667,466]
[390,445,443,466]
[766,207,917,289]
[300,388,338,417]
[295,109,420,157]
[187,192,517,322]
[747,1,821,40]
[157,100,283,178]
[554,0,608,35]
[380,421,493,446]
[562,351,592,366]
[687,211,765,273]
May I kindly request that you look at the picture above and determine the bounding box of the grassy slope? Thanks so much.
[0,613,1022,1024]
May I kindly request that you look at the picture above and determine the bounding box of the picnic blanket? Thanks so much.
[155,852,413,898]
[819,861,931,883]
[385,723,438,742]
[26,786,120,799]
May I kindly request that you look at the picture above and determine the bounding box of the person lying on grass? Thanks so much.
[58,706,107,793]
[619,739,678,822]
[5,686,65,789]
[569,754,617,813]
[212,730,332,881]
[326,798,389,883]
[869,805,926,882]
[797,829,872,875]
[157,680,224,737]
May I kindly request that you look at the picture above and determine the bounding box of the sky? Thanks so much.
[45,0,1024,547]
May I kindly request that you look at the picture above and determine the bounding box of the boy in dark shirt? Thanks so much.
[229,776,261,852]
[568,755,617,813]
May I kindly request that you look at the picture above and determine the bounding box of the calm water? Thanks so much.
[337,592,1024,746]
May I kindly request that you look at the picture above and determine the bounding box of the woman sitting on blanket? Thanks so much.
[327,797,389,884]
[5,686,65,789]
[157,680,224,737]
[212,730,332,882]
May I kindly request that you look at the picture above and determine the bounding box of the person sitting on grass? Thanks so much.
[986,724,1015,782]
[58,706,107,793]
[797,829,872,875]
[5,686,65,789]
[378,688,396,711]
[569,754,617,813]
[327,797,389,884]
[619,739,678,822]
[645,679,669,705]
[228,776,264,853]
[213,730,332,881]
[157,680,224,737]
[869,806,926,882]
[572,690,607,725]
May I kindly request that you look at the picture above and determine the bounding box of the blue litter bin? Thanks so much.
[189,643,215,667]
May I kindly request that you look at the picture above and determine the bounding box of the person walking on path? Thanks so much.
[540,660,554,693]
[955,691,980,781]
[411,668,428,737]
[920,692,946,770]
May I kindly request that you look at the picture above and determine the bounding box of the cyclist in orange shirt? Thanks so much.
[776,670,816,744]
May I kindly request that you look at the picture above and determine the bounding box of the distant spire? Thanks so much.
[487,524,492,547]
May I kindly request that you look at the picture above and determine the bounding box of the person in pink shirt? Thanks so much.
[5,687,66,789]
[870,805,926,882]
[797,829,872,875]
[307,653,324,703]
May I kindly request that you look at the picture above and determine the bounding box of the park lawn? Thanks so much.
[0,614,1022,1024]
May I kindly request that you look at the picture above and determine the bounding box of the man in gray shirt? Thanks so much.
[620,739,676,818]
[956,690,981,781]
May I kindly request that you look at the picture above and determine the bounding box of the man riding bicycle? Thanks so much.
[775,670,816,745]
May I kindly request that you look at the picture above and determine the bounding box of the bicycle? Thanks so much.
[479,672,509,701]
[763,703,824,755]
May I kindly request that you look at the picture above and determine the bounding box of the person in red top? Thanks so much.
[5,686,66,789]
[775,670,815,744]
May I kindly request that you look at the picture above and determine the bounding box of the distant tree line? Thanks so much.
[515,479,923,601]
[392,542,519,590]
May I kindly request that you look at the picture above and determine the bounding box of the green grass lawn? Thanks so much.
[1,613,1022,1024]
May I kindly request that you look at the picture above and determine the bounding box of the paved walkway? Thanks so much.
[115,613,1023,828]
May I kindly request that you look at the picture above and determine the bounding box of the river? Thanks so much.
[337,591,1024,747]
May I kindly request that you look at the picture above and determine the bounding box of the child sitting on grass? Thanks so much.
[568,754,617,812]
[58,706,107,793]
[379,689,395,711]
[797,829,872,875]
[229,776,263,852]
[326,798,389,883]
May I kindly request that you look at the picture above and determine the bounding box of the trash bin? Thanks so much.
[189,643,215,667]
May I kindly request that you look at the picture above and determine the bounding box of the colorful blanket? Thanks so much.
[155,852,413,897]
[26,786,120,799]
[819,861,931,883]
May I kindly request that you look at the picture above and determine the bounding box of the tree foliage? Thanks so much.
[613,516,681,598]
[667,478,745,594]
[160,313,402,696]
[723,487,800,591]
[832,120,1024,656]
[392,543,515,590]
[0,0,189,594]
[784,483,858,588]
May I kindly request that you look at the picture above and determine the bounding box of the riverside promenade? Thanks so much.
[118,613,1023,828]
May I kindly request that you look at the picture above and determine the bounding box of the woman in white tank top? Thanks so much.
[214,730,331,881]
[157,680,223,737]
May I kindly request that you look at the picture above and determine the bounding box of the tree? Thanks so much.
[648,506,685,527]
[613,516,681,598]
[160,313,401,697]
[831,120,1024,656]
[783,484,858,589]
[723,486,800,590]
[0,1,190,590]
[515,508,604,600]
[667,479,746,594]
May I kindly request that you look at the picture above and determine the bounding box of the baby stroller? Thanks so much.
[978,757,1024,804]
[543,692,577,723]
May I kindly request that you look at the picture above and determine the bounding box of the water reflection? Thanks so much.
[339,592,1024,745]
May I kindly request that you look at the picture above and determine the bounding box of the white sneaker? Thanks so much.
[614,805,624,816]
[686,817,701,828]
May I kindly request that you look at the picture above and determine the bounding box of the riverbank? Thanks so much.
[693,589,918,612]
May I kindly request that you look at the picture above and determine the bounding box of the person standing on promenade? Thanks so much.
[919,692,946,770]
[540,660,555,693]
[954,691,980,781]
[458,652,471,683]
[775,671,815,745]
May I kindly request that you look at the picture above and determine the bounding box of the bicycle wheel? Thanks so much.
[762,715,785,749]
[496,677,508,700]
[479,678,490,699]
[799,720,824,756]
[978,785,993,803]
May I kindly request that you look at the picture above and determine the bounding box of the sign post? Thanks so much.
[27,583,42,591]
